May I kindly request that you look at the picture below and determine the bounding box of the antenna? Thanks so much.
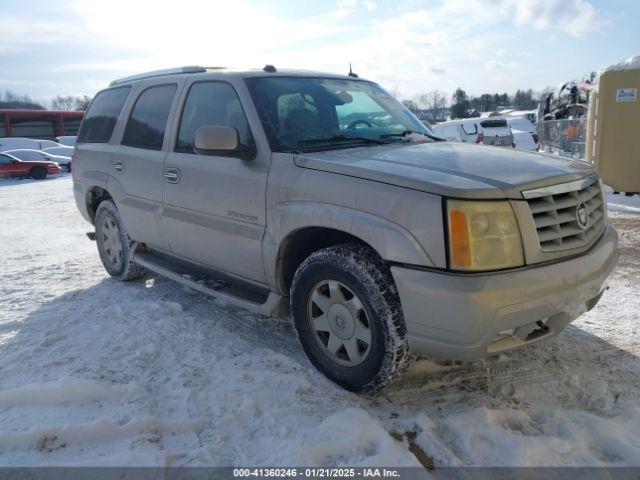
[348,63,358,78]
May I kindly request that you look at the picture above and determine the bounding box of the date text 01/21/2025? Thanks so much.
[232,467,402,478]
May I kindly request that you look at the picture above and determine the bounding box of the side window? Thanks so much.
[0,154,12,164]
[176,82,253,154]
[461,124,477,135]
[77,86,131,143]
[122,84,177,150]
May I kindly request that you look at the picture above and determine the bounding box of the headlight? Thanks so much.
[446,199,524,271]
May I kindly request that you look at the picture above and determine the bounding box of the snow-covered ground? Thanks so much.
[606,186,640,215]
[1,175,639,468]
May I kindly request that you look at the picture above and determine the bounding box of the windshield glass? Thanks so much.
[246,77,434,152]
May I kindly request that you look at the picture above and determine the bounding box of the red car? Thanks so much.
[0,151,62,180]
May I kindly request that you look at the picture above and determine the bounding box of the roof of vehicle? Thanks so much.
[433,116,508,126]
[504,109,536,117]
[506,116,535,128]
[6,149,70,159]
[44,146,74,152]
[6,148,48,153]
[109,65,370,87]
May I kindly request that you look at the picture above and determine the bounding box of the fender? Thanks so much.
[263,201,436,291]
[74,171,111,223]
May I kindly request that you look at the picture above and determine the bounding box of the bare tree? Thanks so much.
[75,95,92,111]
[422,90,448,120]
[0,90,45,110]
[51,95,77,110]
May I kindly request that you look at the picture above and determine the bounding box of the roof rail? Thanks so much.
[110,66,207,86]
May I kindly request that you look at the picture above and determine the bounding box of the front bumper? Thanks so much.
[391,225,618,361]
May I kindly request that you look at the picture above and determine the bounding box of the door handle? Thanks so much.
[113,162,124,173]
[164,168,180,183]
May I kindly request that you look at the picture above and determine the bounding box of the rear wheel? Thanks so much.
[95,200,146,281]
[29,167,47,180]
[291,244,414,392]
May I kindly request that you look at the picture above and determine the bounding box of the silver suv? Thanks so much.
[73,66,618,391]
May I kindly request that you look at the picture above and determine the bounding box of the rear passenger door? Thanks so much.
[160,80,268,283]
[109,82,179,250]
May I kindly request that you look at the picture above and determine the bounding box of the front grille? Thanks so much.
[524,176,605,252]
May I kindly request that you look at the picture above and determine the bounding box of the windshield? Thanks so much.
[246,77,434,152]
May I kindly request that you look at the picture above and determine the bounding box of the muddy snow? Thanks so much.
[1,176,639,467]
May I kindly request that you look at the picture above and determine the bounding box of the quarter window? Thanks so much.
[176,82,253,154]
[122,84,177,150]
[461,124,478,135]
[77,86,131,144]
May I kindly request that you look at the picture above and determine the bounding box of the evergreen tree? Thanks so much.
[450,88,470,119]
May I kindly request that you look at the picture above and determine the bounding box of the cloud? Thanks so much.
[337,0,358,8]
[68,0,352,66]
[0,18,73,54]
[0,0,612,99]
[498,0,606,37]
[363,1,376,11]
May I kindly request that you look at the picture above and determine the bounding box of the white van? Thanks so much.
[506,116,539,151]
[0,137,62,152]
[432,117,514,147]
[55,135,77,147]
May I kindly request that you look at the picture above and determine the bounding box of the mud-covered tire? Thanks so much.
[94,200,146,281]
[29,167,47,180]
[291,244,414,392]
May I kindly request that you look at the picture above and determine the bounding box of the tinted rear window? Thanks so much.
[77,87,131,143]
[480,119,508,128]
[122,84,177,150]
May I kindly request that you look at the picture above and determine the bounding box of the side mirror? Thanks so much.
[193,124,238,151]
[193,125,255,159]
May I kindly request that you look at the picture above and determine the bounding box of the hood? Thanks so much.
[294,141,596,199]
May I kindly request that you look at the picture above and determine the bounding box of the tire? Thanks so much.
[291,244,414,392]
[94,200,147,281]
[30,167,47,180]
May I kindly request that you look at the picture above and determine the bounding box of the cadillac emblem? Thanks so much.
[576,202,589,230]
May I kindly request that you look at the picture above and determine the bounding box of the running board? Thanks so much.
[133,251,284,316]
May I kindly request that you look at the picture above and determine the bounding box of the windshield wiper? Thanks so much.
[380,130,442,141]
[296,134,389,146]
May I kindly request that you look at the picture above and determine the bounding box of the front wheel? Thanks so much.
[291,244,414,392]
[94,200,146,281]
[29,167,47,180]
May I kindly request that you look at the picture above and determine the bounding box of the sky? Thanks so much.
[1,0,638,104]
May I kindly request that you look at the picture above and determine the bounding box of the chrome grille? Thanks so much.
[523,176,605,252]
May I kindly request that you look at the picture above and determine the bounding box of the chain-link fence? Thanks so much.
[537,118,588,159]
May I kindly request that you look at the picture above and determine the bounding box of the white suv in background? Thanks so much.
[506,116,540,151]
[432,117,515,147]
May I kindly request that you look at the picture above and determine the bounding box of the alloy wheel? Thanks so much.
[307,279,372,367]
[101,216,123,270]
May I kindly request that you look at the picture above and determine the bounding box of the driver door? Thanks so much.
[160,80,269,283]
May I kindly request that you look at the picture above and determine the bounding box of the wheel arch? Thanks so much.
[276,227,371,293]
[85,186,114,223]
[270,202,435,294]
